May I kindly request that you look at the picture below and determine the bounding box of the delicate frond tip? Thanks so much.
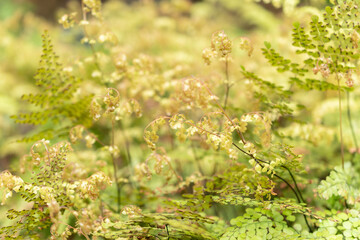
[11,31,93,142]
[291,1,360,75]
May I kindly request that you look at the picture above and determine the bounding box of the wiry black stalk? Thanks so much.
[232,142,314,232]
[223,56,231,111]
[281,165,306,203]
[166,224,170,240]
[111,119,121,213]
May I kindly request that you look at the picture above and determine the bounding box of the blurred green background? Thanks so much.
[6,0,360,238]
[0,0,334,174]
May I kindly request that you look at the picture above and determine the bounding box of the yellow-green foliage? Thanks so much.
[0,140,111,239]
[2,0,360,239]
[11,31,93,142]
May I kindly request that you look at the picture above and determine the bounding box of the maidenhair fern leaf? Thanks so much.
[313,209,360,240]
[317,162,360,205]
[289,77,351,91]
[262,0,360,95]
[96,210,216,240]
[261,46,308,75]
[11,30,93,142]
[221,208,300,240]
[292,2,360,74]
[213,196,322,219]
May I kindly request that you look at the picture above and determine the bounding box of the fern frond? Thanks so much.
[11,30,93,142]
[292,4,360,73]
[213,196,322,219]
[221,207,300,240]
[240,67,294,115]
[317,162,360,205]
[97,210,216,240]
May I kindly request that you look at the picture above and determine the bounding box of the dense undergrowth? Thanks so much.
[1,0,360,239]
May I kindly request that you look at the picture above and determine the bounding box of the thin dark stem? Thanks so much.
[223,56,230,111]
[118,120,139,191]
[119,120,133,171]
[231,142,313,232]
[346,91,358,163]
[235,142,307,204]
[275,173,313,232]
[281,165,306,203]
[273,173,301,204]
[336,73,345,169]
[231,142,268,164]
[199,80,246,144]
[233,143,301,203]
[232,143,303,203]
[191,143,204,175]
[111,118,121,213]
[170,114,312,230]
[101,197,117,212]
[165,224,170,240]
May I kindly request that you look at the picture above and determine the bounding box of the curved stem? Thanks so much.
[198,79,246,144]
[231,142,313,232]
[166,224,170,240]
[147,114,314,231]
[101,197,117,212]
[223,56,230,111]
[274,173,313,232]
[230,148,303,204]
[273,173,301,205]
[281,165,306,203]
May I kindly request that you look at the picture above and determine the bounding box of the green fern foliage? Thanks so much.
[5,0,360,239]
[0,141,72,239]
[261,0,360,92]
[213,195,319,219]
[11,31,93,142]
[97,209,216,240]
[314,209,360,240]
[0,140,111,239]
[289,77,351,91]
[240,67,294,116]
[292,12,359,73]
[317,162,360,206]
[262,42,308,75]
[221,208,299,240]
